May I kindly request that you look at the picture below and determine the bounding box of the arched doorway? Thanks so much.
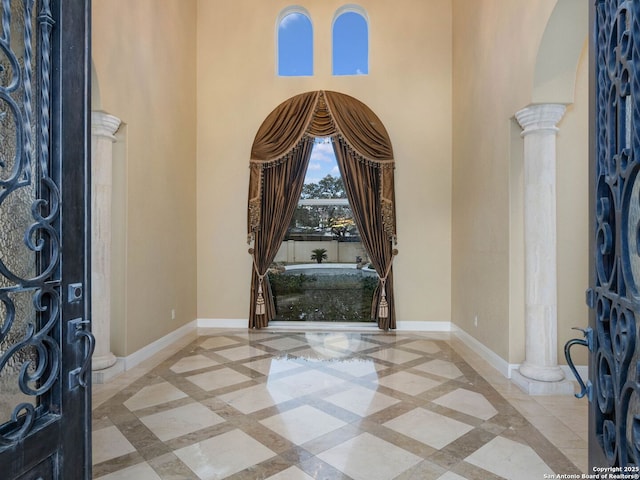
[247,91,398,330]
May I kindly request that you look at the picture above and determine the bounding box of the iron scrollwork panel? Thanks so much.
[0,0,60,446]
[594,0,640,467]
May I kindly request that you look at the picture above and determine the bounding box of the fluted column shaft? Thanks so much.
[91,111,121,371]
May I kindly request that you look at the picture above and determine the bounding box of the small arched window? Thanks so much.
[277,9,313,76]
[332,8,368,76]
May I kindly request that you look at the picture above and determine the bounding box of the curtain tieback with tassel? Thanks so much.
[249,248,267,316]
[378,278,389,319]
[256,275,266,315]
[377,249,398,319]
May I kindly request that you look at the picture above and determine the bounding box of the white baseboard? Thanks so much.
[119,320,198,371]
[196,318,453,332]
[395,321,452,332]
[451,323,588,383]
[451,323,513,378]
[197,318,248,329]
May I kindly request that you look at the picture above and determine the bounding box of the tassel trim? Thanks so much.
[378,279,389,319]
[376,249,398,320]
[256,277,266,315]
[249,248,267,316]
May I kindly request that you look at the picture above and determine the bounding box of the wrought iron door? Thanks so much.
[585,0,640,470]
[0,1,92,479]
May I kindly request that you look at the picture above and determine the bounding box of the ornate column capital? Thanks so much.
[515,103,566,136]
[91,110,121,140]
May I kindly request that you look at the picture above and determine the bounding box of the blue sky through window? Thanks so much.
[278,9,369,77]
[278,13,313,76]
[333,12,368,75]
[305,138,340,185]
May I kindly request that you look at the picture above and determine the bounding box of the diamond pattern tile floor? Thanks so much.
[92,329,584,479]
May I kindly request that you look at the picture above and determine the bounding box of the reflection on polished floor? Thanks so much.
[92,329,587,480]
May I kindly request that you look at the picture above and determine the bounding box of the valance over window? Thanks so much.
[247,90,397,329]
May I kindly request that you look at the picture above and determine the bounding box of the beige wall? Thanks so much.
[196,0,453,323]
[92,0,198,355]
[451,0,589,364]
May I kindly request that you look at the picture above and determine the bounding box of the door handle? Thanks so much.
[68,318,95,389]
[564,326,593,401]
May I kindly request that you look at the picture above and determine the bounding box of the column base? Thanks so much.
[92,352,117,371]
[92,358,125,384]
[511,369,576,396]
[518,361,565,382]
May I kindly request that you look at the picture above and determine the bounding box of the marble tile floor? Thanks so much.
[92,329,588,480]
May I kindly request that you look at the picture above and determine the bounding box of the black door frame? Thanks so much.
[587,0,640,469]
[588,0,605,469]
[0,1,92,478]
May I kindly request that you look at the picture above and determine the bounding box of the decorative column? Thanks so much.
[513,104,574,395]
[91,111,121,371]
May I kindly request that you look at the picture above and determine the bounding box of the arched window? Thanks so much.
[248,91,397,331]
[277,9,313,76]
[332,8,368,75]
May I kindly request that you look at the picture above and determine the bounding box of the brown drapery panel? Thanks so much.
[248,90,397,329]
[247,91,319,328]
[332,145,397,329]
